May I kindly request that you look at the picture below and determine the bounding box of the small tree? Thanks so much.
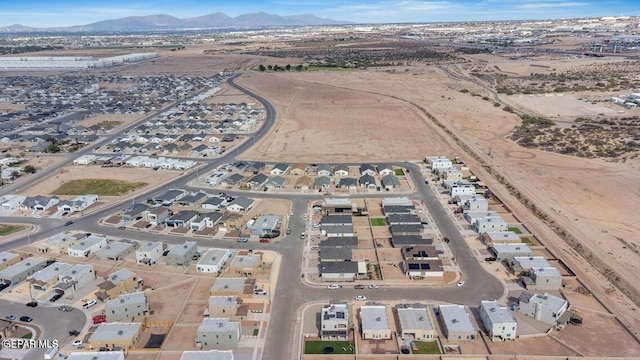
[258,64,266,72]
[296,64,303,71]
[285,64,291,70]
[23,165,37,173]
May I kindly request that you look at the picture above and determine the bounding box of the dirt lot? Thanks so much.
[487,335,577,356]
[236,73,455,162]
[78,113,143,128]
[20,165,178,198]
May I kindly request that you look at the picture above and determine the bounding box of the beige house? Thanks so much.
[396,306,436,341]
[228,251,262,277]
[36,233,83,254]
[88,322,142,350]
[210,277,256,300]
[289,164,307,175]
[295,176,312,190]
[95,269,139,302]
[208,295,247,321]
[0,252,20,271]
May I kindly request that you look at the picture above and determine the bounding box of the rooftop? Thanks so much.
[198,248,232,266]
[69,235,107,251]
[67,352,126,360]
[209,296,238,307]
[180,350,234,360]
[0,257,47,279]
[0,252,19,264]
[168,241,197,256]
[198,318,240,333]
[438,305,475,333]
[397,307,433,331]
[90,322,142,341]
[361,305,390,331]
[97,241,136,258]
[137,241,163,253]
[29,262,71,282]
[513,256,551,269]
[106,292,147,309]
[481,300,516,324]
[230,254,260,268]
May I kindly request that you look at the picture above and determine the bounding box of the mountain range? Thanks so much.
[0,12,352,33]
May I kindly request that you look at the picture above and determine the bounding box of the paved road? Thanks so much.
[0,73,504,360]
[0,299,86,359]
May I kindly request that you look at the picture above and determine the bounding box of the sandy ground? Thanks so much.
[20,165,179,197]
[241,66,640,338]
[78,113,144,128]
[236,72,455,162]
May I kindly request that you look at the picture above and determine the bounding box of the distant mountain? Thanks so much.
[1,12,352,33]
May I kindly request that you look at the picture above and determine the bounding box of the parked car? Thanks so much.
[58,306,73,312]
[368,284,379,289]
[259,238,270,243]
[354,285,365,289]
[355,295,367,301]
[327,284,340,290]
[117,226,126,230]
[19,316,32,322]
[69,330,80,336]
[26,301,38,308]
[300,232,306,239]
[457,281,465,287]
[286,228,291,235]
[485,257,497,262]
[236,238,248,243]
[82,300,97,309]
[254,289,267,295]
[72,340,83,347]
[5,315,15,320]
[49,294,62,302]
[443,237,450,243]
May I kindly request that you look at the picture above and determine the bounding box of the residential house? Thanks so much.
[425,156,453,171]
[210,278,255,299]
[390,224,424,236]
[474,217,508,233]
[294,175,312,191]
[95,269,139,302]
[145,207,171,226]
[478,300,517,341]
[95,241,137,263]
[0,252,20,271]
[135,242,165,265]
[490,244,533,261]
[265,176,286,190]
[222,173,244,186]
[246,173,268,189]
[510,256,552,275]
[359,164,376,176]
[56,263,95,293]
[20,195,59,211]
[179,350,233,360]
[289,164,306,175]
[0,195,26,211]
[228,252,262,277]
[0,257,47,285]
[518,292,569,326]
[196,318,240,349]
[226,197,254,212]
[317,164,332,177]
[73,154,96,165]
[360,305,391,340]
[387,214,421,226]
[437,305,477,341]
[190,212,223,232]
[319,262,361,281]
[68,235,108,257]
[196,248,232,273]
[396,305,436,340]
[481,232,521,245]
[27,262,71,291]
[88,322,142,350]
[36,232,84,254]
[463,197,489,212]
[105,292,149,322]
[313,176,331,190]
[319,237,358,249]
[322,198,356,214]
[391,236,432,248]
[150,189,187,206]
[178,192,209,207]
[250,215,280,237]
[121,203,149,222]
[449,181,476,197]
[522,267,563,291]
[359,174,377,189]
[165,210,199,228]
[166,241,198,266]
[270,163,289,175]
[202,197,226,210]
[246,161,265,173]
[208,296,245,320]
[321,303,349,340]
[377,164,395,176]
[319,248,352,262]
[381,174,400,190]
[337,178,357,189]
[334,165,349,176]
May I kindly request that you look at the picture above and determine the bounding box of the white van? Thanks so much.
[83,300,97,309]
[43,345,58,360]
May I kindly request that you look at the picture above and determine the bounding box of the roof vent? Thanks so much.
[376,317,381,322]
[117,330,124,335]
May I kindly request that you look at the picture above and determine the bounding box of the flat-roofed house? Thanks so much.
[437,305,477,341]
[518,292,569,326]
[196,318,240,349]
[36,232,84,254]
[481,231,521,244]
[478,300,517,341]
[96,241,137,262]
[228,252,262,277]
[67,351,125,360]
[490,243,533,261]
[210,278,255,299]
[95,268,139,302]
[146,207,171,226]
[0,195,26,211]
[0,257,47,285]
[522,267,563,291]
[396,305,436,340]
[68,235,108,257]
[166,241,198,266]
[321,303,349,340]
[136,241,164,265]
[474,216,508,233]
[27,262,71,291]
[56,263,95,293]
[0,252,20,271]
[88,322,142,350]
[105,292,149,322]
[196,248,232,273]
[360,305,391,340]
[208,296,245,320]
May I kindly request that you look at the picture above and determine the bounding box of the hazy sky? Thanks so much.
[0,0,632,27]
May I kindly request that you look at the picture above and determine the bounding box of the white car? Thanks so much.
[327,284,340,290]
[368,284,379,289]
[303,214,308,219]
[457,281,465,287]
[82,300,97,309]
[312,223,321,228]
[72,339,83,347]
[289,211,293,216]
[355,295,367,301]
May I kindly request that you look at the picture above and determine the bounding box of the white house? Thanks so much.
[474,216,508,233]
[518,292,569,326]
[450,181,476,197]
[57,263,96,293]
[478,300,517,341]
[68,235,108,257]
[73,154,97,165]
[426,156,453,171]
[136,241,164,265]
[57,194,98,213]
[196,248,232,273]
[0,195,26,211]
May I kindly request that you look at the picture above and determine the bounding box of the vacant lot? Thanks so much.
[237,73,455,162]
[52,179,146,196]
[0,224,26,236]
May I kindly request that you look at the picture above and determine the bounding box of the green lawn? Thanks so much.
[252,328,259,336]
[0,224,26,236]
[520,237,533,245]
[52,179,146,196]
[370,218,386,226]
[412,341,441,354]
[304,340,354,354]
[96,120,122,127]
[394,168,405,176]
[508,227,523,234]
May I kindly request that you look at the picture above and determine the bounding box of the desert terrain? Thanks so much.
[234,60,640,337]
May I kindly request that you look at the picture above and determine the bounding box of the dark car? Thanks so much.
[0,283,10,291]
[63,220,73,226]
[69,330,80,336]
[19,316,32,322]
[354,284,365,289]
[443,237,450,243]
[117,226,126,230]
[162,250,170,256]
[485,257,497,262]
[49,294,62,302]
[26,301,38,308]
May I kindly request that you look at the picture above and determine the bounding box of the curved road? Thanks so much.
[0,73,504,360]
